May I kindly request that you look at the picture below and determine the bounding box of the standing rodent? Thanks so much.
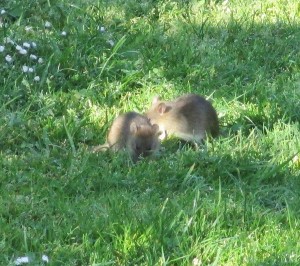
[92,112,161,162]
[145,94,219,143]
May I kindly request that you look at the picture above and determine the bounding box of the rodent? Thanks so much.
[92,112,161,162]
[145,94,219,143]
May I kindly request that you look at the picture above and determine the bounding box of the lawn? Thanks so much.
[0,0,300,265]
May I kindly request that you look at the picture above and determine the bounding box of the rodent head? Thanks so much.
[146,96,172,124]
[128,122,161,161]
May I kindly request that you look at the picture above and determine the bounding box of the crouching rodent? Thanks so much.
[92,112,161,162]
[146,94,219,143]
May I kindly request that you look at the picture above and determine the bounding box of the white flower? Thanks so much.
[16,45,22,51]
[293,155,299,165]
[4,37,14,44]
[192,257,201,266]
[38,58,43,64]
[0,9,6,15]
[41,254,49,263]
[61,31,67,36]
[224,7,231,13]
[5,54,12,62]
[31,42,37,48]
[99,26,105,32]
[34,76,40,82]
[14,256,30,265]
[28,67,34,73]
[22,65,29,73]
[45,21,51,28]
[30,54,37,60]
[25,26,33,32]
[19,48,27,55]
[23,42,31,48]
[0,45,4,52]
[107,39,114,46]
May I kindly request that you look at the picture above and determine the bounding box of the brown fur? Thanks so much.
[146,94,219,142]
[92,112,161,162]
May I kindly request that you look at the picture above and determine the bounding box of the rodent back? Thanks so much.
[175,94,219,137]
[175,95,216,129]
[146,95,205,130]
[146,94,219,138]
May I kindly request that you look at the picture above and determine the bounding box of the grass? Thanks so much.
[1,0,300,265]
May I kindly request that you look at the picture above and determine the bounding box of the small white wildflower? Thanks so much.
[107,39,114,46]
[23,42,31,48]
[0,9,6,15]
[14,256,30,265]
[45,21,51,28]
[28,67,34,73]
[25,26,33,32]
[0,45,4,52]
[34,76,40,82]
[61,31,67,36]
[41,254,49,263]
[99,26,105,32]
[192,257,201,266]
[5,54,12,62]
[16,45,22,51]
[4,37,14,44]
[38,57,43,64]
[29,54,37,60]
[224,7,231,13]
[31,42,37,48]
[292,155,300,166]
[19,48,27,55]
[293,155,299,162]
[22,65,29,73]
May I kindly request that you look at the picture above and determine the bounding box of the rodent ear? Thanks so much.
[152,95,160,105]
[157,103,170,114]
[130,122,138,134]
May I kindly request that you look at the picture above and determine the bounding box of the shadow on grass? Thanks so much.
[129,10,300,137]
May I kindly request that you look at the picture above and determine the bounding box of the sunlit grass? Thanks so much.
[1,0,300,265]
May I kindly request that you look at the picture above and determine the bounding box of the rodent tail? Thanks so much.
[90,143,110,153]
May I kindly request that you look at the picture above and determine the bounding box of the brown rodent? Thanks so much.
[146,94,219,143]
[92,112,161,162]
